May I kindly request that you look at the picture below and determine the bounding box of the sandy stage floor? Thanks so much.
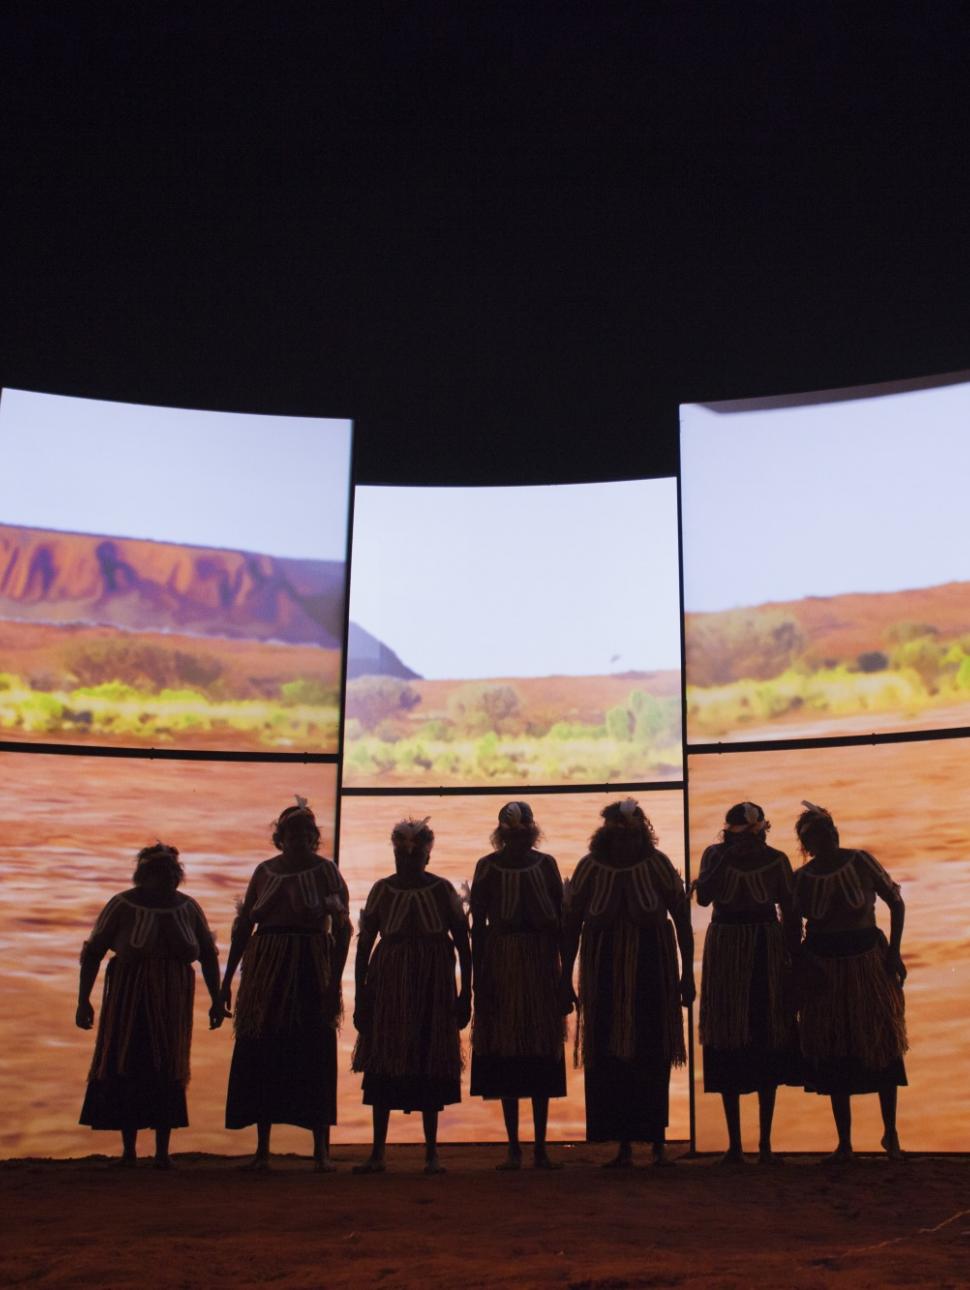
[1,1148,967,1288]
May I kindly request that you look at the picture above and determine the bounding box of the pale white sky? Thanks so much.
[680,376,970,612]
[350,479,681,678]
[0,388,352,561]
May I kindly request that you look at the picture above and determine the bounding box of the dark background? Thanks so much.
[2,4,969,486]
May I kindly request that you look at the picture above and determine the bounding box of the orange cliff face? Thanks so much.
[0,523,346,645]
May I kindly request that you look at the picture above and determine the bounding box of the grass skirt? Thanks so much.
[700,916,800,1094]
[576,919,684,1142]
[471,930,566,1100]
[799,927,908,1095]
[352,933,462,1112]
[226,929,339,1130]
[80,956,193,1131]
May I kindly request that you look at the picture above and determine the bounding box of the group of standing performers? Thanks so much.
[75,794,908,1169]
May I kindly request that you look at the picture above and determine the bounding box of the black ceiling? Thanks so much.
[2,5,970,486]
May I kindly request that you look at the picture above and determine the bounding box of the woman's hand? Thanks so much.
[75,1000,94,1030]
[209,998,229,1030]
[558,975,577,1017]
[885,947,907,984]
[679,971,696,1008]
[455,991,472,1030]
[219,983,233,1016]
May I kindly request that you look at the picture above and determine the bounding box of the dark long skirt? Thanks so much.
[579,920,683,1142]
[800,926,908,1096]
[80,956,193,1131]
[354,933,462,1113]
[226,928,338,1130]
[701,914,800,1094]
[470,928,566,1100]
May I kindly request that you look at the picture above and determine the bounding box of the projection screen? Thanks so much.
[339,788,689,1144]
[0,752,338,1159]
[680,374,970,746]
[344,479,683,787]
[0,389,353,754]
[687,738,969,1152]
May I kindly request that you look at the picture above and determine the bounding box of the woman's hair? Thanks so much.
[720,800,770,843]
[391,817,435,864]
[132,842,184,891]
[589,798,657,861]
[795,801,840,857]
[490,800,541,851]
[272,800,321,852]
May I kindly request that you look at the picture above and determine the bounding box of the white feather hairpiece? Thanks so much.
[619,797,639,819]
[393,816,431,851]
[801,799,829,816]
[742,801,760,824]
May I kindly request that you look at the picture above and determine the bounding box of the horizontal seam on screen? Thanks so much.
[341,780,685,797]
[0,740,339,764]
[686,725,970,756]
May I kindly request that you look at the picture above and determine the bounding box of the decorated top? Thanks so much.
[83,892,215,963]
[359,875,466,939]
[470,851,563,933]
[792,849,902,927]
[694,841,793,915]
[566,849,688,931]
[238,856,349,931]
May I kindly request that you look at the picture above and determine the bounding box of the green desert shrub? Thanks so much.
[279,677,338,707]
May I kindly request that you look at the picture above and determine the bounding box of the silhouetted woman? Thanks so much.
[562,799,694,1167]
[222,798,350,1171]
[470,801,567,1169]
[352,817,471,1174]
[77,842,223,1168]
[792,801,907,1161]
[694,801,800,1164]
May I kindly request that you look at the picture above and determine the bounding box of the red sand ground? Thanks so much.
[1,1150,967,1288]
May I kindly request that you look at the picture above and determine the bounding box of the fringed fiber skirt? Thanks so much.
[471,929,566,1100]
[576,918,685,1142]
[799,926,907,1095]
[353,932,462,1112]
[226,927,339,1130]
[700,912,800,1094]
[80,955,194,1131]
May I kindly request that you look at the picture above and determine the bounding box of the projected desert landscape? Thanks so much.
[0,764,687,1158]
[686,579,970,742]
[343,668,683,787]
[0,523,344,752]
[689,737,970,1152]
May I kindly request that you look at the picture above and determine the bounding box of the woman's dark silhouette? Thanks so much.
[562,799,694,1167]
[77,842,223,1168]
[470,801,567,1169]
[351,817,471,1174]
[694,801,800,1164]
[222,798,350,1171]
[792,801,907,1161]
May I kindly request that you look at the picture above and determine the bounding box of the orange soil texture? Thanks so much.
[688,738,970,1152]
[0,758,688,1158]
[0,754,338,1159]
[2,1152,968,1289]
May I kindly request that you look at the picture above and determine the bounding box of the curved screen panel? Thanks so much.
[0,389,352,753]
[681,374,970,745]
[344,479,682,787]
[339,787,688,1143]
[0,752,337,1158]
